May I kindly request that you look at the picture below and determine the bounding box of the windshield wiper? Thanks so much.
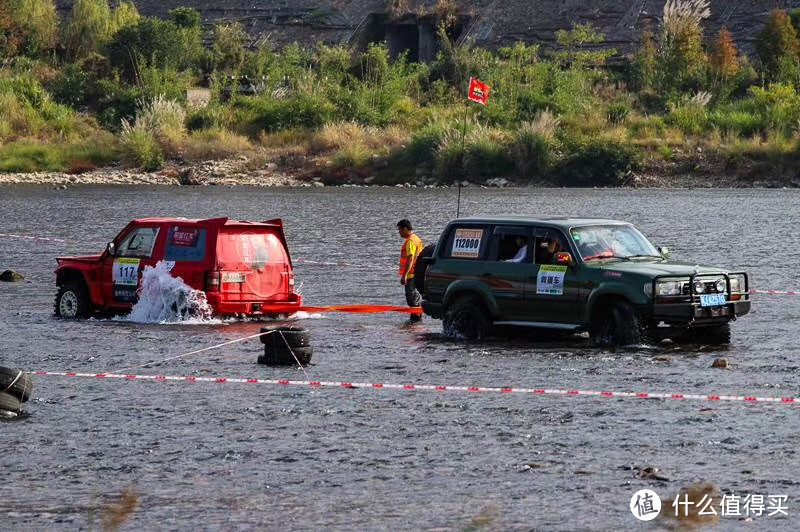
[626,254,664,260]
[583,254,631,262]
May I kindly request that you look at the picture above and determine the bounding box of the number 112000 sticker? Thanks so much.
[451,228,484,258]
[113,258,140,286]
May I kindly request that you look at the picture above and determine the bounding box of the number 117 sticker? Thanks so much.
[113,258,140,286]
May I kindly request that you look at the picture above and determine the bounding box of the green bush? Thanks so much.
[554,139,639,186]
[186,106,221,131]
[120,122,163,171]
[709,109,765,137]
[234,92,335,135]
[667,102,709,135]
[0,141,117,173]
[50,64,91,108]
[607,101,631,124]
[463,129,513,178]
[511,126,552,178]
[403,121,447,168]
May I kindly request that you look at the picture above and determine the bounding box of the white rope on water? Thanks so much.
[113,330,274,373]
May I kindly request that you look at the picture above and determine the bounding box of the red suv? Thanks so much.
[54,217,302,318]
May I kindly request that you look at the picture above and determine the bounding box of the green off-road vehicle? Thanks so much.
[418,216,750,346]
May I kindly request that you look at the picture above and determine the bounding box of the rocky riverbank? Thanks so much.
[1,157,799,189]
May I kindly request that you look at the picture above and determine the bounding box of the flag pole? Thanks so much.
[457,88,469,218]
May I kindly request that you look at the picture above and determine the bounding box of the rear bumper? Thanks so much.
[207,294,303,316]
[642,300,751,326]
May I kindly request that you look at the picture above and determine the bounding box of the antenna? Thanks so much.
[456,183,462,217]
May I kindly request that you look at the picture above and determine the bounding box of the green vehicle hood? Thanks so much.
[585,259,735,278]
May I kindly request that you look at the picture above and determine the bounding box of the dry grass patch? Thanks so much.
[181,128,253,162]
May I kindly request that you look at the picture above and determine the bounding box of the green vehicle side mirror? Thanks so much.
[554,251,574,266]
[658,246,669,259]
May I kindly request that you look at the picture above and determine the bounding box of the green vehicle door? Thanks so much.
[523,227,582,324]
[483,225,533,320]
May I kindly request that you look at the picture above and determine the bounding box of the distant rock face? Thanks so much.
[0,270,24,282]
[54,0,800,54]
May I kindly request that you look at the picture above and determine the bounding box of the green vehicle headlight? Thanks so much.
[655,280,684,296]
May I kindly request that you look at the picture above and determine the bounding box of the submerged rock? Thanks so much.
[711,358,730,369]
[0,270,24,282]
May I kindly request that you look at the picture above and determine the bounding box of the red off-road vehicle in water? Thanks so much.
[54,217,302,318]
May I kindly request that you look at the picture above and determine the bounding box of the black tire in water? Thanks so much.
[0,366,33,402]
[54,282,92,318]
[259,326,313,365]
[414,244,436,297]
[260,325,311,347]
[443,296,492,341]
[259,346,313,366]
[689,323,731,345]
[590,299,649,347]
[0,391,22,415]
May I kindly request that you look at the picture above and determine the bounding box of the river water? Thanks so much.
[1,185,799,530]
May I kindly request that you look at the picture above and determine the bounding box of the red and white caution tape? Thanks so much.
[0,232,66,243]
[749,289,800,296]
[29,371,800,405]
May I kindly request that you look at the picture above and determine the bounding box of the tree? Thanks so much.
[212,23,248,73]
[635,24,658,89]
[555,23,614,67]
[709,26,740,79]
[657,0,710,91]
[0,0,58,59]
[107,17,202,81]
[63,0,112,61]
[756,10,800,81]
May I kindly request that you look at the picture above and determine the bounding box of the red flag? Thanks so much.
[467,77,491,105]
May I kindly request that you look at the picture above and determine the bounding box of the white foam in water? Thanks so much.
[121,261,218,324]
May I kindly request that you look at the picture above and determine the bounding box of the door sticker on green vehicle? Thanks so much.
[537,264,567,295]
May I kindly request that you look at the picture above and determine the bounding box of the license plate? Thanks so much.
[700,293,726,307]
[222,272,246,283]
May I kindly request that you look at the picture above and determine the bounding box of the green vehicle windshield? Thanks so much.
[570,225,660,261]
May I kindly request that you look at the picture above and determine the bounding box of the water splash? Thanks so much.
[121,261,217,324]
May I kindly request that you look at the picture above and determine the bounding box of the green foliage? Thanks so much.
[234,93,335,135]
[657,1,709,92]
[169,7,201,29]
[186,106,222,131]
[511,126,552,178]
[463,127,514,178]
[554,23,615,67]
[50,64,91,108]
[107,17,202,81]
[0,141,117,172]
[667,99,710,135]
[120,123,163,171]
[555,139,639,186]
[213,22,248,73]
[756,10,800,82]
[607,101,631,124]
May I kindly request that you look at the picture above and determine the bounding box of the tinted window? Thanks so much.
[488,226,531,263]
[164,226,207,262]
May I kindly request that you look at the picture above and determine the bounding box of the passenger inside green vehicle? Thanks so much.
[501,235,528,262]
[535,234,568,264]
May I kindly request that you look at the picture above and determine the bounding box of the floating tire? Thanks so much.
[0,366,33,402]
[259,326,313,366]
[0,391,22,416]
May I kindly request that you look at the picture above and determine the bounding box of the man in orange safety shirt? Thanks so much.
[397,219,423,321]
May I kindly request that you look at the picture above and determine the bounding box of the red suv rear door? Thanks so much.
[215,227,291,303]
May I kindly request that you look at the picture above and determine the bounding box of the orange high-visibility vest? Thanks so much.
[398,233,423,278]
